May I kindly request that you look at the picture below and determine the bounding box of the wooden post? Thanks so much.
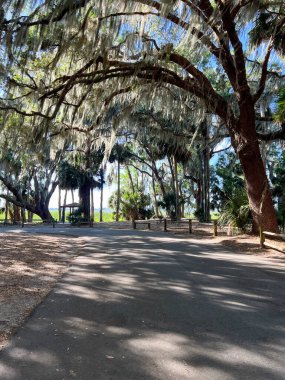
[132,220,136,229]
[164,218,167,232]
[148,222,151,230]
[53,219,56,228]
[260,227,265,248]
[213,220,218,236]
[188,219,192,234]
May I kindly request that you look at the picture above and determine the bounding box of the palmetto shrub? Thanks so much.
[220,187,251,231]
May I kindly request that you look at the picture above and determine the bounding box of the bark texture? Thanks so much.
[233,104,278,233]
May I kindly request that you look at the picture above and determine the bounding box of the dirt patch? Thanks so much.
[166,221,285,260]
[214,234,285,260]
[0,233,82,350]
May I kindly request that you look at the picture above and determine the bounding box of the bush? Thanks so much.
[67,207,87,224]
[109,190,154,220]
[220,188,251,230]
[157,191,177,219]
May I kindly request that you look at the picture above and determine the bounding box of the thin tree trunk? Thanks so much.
[167,155,176,195]
[126,165,135,194]
[179,182,185,218]
[100,181,103,222]
[152,174,159,217]
[116,159,120,222]
[152,162,166,198]
[5,193,8,222]
[58,187,61,222]
[173,156,180,219]
[62,189,67,223]
[28,211,33,223]
[98,167,104,222]
[21,207,25,224]
[90,188,94,222]
[71,189,75,203]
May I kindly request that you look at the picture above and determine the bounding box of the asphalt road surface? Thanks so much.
[0,227,285,379]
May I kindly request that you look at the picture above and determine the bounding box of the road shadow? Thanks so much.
[0,229,285,379]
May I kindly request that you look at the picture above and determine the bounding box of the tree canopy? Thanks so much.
[0,0,284,231]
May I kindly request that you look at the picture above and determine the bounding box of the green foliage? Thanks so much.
[157,191,177,219]
[271,152,285,226]
[58,146,105,192]
[275,87,285,123]
[194,208,205,223]
[109,190,154,221]
[67,207,87,224]
[58,161,79,190]
[249,6,285,54]
[109,143,133,164]
[211,152,244,211]
[220,188,251,230]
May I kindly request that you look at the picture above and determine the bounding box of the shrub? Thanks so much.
[220,188,251,231]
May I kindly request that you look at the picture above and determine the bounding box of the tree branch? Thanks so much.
[253,39,274,103]
[257,123,285,141]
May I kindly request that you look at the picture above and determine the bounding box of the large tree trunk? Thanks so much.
[201,122,211,222]
[35,202,53,220]
[13,205,20,222]
[79,183,91,221]
[234,104,278,233]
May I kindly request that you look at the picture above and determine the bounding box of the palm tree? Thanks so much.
[109,144,133,222]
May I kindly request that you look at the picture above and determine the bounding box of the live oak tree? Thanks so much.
[1,0,285,232]
[0,115,67,220]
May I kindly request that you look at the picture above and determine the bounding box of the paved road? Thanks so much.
[0,227,285,379]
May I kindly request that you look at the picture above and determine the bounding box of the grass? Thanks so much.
[1,209,220,223]
[0,210,116,222]
[211,212,221,221]
[50,210,115,222]
[184,212,221,221]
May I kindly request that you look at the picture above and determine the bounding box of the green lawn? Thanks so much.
[2,209,220,223]
[49,210,115,222]
[184,213,220,221]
